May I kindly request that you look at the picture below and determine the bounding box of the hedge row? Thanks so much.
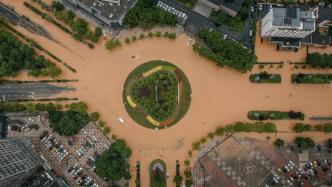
[1,21,77,73]
[293,123,332,133]
[1,97,78,103]
[248,111,304,121]
[191,122,277,150]
[249,72,281,83]
[23,2,94,49]
[0,79,78,84]
[292,73,332,84]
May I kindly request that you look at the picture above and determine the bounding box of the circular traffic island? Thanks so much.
[123,60,191,129]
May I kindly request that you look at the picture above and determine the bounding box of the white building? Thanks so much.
[261,7,318,39]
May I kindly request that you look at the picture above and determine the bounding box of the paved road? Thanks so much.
[0,2,51,39]
[0,83,75,101]
[158,0,253,47]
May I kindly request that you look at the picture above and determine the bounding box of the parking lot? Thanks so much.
[6,113,112,187]
[157,1,188,25]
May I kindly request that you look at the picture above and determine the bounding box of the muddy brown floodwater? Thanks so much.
[3,1,332,186]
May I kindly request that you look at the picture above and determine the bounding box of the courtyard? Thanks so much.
[2,0,332,186]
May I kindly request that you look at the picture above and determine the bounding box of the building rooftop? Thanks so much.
[272,7,317,30]
[301,32,331,45]
[76,0,136,23]
[208,0,245,15]
[0,138,41,186]
[317,7,332,23]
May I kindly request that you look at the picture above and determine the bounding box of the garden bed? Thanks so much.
[149,159,167,187]
[291,73,332,84]
[248,111,304,120]
[249,72,281,83]
[123,60,191,129]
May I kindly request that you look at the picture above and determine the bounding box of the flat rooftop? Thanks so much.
[208,0,245,14]
[272,7,316,30]
[76,0,136,22]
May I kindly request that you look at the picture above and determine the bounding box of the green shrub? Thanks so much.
[295,137,315,151]
[148,32,154,37]
[90,112,100,122]
[323,123,332,133]
[274,138,285,148]
[293,123,311,133]
[103,126,111,135]
[106,38,121,50]
[168,32,176,40]
[163,32,169,37]
[139,33,145,40]
[155,31,162,37]
[125,37,131,44]
[131,35,137,42]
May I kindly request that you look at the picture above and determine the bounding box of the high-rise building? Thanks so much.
[0,138,41,186]
[260,6,320,49]
[261,6,318,39]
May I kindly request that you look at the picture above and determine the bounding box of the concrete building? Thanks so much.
[64,0,137,28]
[199,0,245,17]
[0,138,41,186]
[261,6,318,38]
[260,6,324,50]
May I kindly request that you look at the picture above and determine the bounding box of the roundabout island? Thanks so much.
[123,60,192,129]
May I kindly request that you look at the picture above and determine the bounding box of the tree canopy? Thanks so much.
[306,53,332,68]
[123,0,178,28]
[293,123,311,133]
[95,139,132,181]
[0,27,61,77]
[295,137,315,151]
[0,102,62,113]
[193,28,256,73]
[51,1,102,43]
[48,110,89,136]
[274,138,285,148]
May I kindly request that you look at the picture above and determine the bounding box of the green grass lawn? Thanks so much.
[149,159,167,187]
[123,60,191,129]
